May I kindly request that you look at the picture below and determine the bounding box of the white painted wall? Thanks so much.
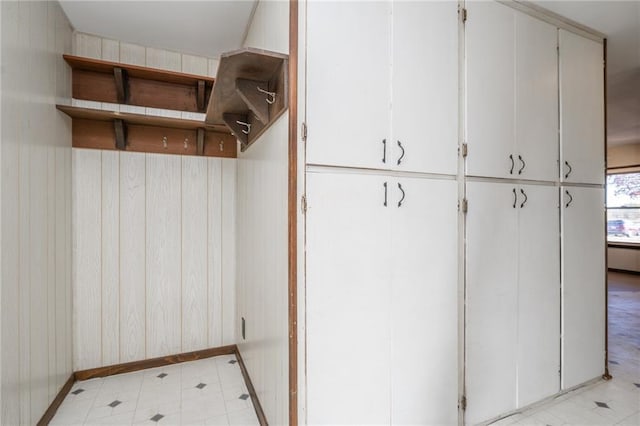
[73,150,236,370]
[236,1,290,424]
[1,1,73,424]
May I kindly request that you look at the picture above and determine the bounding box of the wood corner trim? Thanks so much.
[36,374,75,426]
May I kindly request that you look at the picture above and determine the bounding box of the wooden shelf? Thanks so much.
[57,105,236,158]
[64,54,215,113]
[205,48,288,150]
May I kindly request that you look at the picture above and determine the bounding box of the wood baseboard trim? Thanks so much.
[235,347,268,426]
[37,374,75,426]
[608,267,640,276]
[74,345,237,381]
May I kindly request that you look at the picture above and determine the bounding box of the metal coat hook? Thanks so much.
[219,140,224,152]
[257,86,276,104]
[162,136,168,149]
[236,120,251,135]
[184,138,189,150]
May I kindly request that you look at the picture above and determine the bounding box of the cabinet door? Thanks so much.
[466,1,515,179]
[390,178,458,424]
[559,30,605,185]
[306,1,391,169]
[465,181,519,424]
[305,172,392,424]
[517,185,560,407]
[561,187,605,389]
[391,1,458,175]
[515,15,559,182]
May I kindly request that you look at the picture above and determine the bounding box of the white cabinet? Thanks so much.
[559,30,605,185]
[306,1,458,175]
[561,186,605,389]
[466,1,558,182]
[466,181,560,423]
[306,171,458,424]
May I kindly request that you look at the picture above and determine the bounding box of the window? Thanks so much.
[607,172,640,244]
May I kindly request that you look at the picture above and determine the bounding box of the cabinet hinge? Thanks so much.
[301,195,307,214]
[461,143,468,158]
[460,7,467,23]
[460,395,467,411]
[461,198,468,213]
[301,122,307,142]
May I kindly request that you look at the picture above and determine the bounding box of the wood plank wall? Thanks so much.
[1,2,74,425]
[72,149,237,370]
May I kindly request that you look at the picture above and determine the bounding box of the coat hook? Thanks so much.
[162,136,168,149]
[236,120,251,135]
[219,140,224,152]
[257,86,276,104]
[184,138,189,150]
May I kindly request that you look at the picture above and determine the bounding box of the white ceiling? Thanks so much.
[59,1,257,59]
[60,0,640,147]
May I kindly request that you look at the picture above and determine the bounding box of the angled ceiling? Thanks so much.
[59,0,257,59]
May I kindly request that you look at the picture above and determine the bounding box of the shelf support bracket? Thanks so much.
[197,80,206,112]
[114,119,127,150]
[197,128,205,156]
[235,78,270,124]
[222,113,250,148]
[113,67,128,104]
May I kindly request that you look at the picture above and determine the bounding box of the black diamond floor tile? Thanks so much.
[239,393,249,400]
[108,400,121,408]
[634,383,640,388]
[228,360,237,364]
[71,388,85,395]
[150,414,164,422]
[157,373,168,379]
[595,401,610,409]
[196,383,206,389]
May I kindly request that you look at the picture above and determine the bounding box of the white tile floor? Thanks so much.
[50,354,260,426]
[489,275,640,426]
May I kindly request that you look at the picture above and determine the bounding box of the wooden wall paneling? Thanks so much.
[208,159,223,346]
[119,42,146,114]
[119,152,146,362]
[1,3,22,422]
[54,147,68,394]
[18,2,32,422]
[146,153,182,357]
[74,33,101,59]
[221,159,237,345]
[47,120,56,402]
[100,38,120,112]
[145,48,182,118]
[101,151,120,365]
[181,156,209,351]
[64,146,73,378]
[72,149,103,370]
[29,2,51,417]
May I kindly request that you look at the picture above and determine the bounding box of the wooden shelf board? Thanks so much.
[63,54,215,87]
[56,105,230,134]
[205,47,288,125]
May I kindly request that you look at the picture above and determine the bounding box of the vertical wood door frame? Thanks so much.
[602,38,611,381]
[289,0,299,424]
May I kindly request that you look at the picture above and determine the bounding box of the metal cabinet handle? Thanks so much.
[382,139,386,164]
[565,190,573,208]
[509,154,514,175]
[512,188,517,208]
[520,188,528,208]
[397,141,405,165]
[564,161,572,179]
[383,182,388,207]
[518,155,526,175]
[398,183,405,207]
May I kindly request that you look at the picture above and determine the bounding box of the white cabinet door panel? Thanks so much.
[466,1,515,179]
[391,178,458,424]
[306,1,391,169]
[392,1,458,175]
[560,30,605,185]
[517,185,560,407]
[306,172,392,424]
[561,187,605,389]
[515,15,559,182]
[466,181,519,424]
